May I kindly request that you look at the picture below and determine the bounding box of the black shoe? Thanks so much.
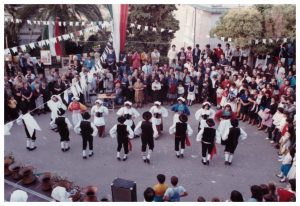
[117,157,121,161]
[202,160,207,165]
[89,152,94,157]
[180,154,184,158]
[30,146,37,151]
[61,148,65,152]
[26,147,31,150]
[65,147,70,152]
[123,156,127,161]
[144,159,147,163]
[225,161,229,165]
[83,156,87,159]
[146,158,150,164]
[228,162,232,166]
[206,160,209,165]
[176,154,180,158]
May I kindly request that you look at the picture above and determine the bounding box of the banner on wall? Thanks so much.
[40,50,52,65]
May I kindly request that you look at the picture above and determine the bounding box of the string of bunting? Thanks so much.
[217,36,295,44]
[128,22,175,34]
[4,25,101,55]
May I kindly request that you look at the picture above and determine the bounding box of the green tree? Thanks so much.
[125,4,179,63]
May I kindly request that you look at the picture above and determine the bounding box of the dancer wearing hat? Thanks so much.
[222,119,247,165]
[116,101,140,134]
[170,97,190,125]
[169,114,193,158]
[195,102,216,132]
[196,119,220,165]
[50,108,72,152]
[68,96,87,126]
[74,112,97,159]
[215,103,236,144]
[149,101,169,136]
[91,99,109,138]
[109,116,134,161]
[47,95,67,130]
[134,111,158,163]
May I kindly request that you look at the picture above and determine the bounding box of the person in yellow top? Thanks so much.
[152,174,168,202]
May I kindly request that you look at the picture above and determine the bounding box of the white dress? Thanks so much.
[149,106,168,126]
[187,86,196,101]
[91,105,109,126]
[116,107,140,127]
[195,108,216,130]
[217,119,232,141]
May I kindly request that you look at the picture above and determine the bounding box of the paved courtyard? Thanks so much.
[4,103,283,201]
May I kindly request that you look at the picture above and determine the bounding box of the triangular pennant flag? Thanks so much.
[283,38,287,43]
[79,30,83,36]
[11,47,18,53]
[5,17,9,22]
[42,21,47,25]
[33,20,37,24]
[19,19,23,23]
[46,21,49,25]
[38,41,43,47]
[4,122,14,136]
[41,40,46,46]
[58,36,63,41]
[22,113,42,137]
[75,21,79,26]
[16,19,20,23]
[58,21,62,26]
[262,39,267,44]
[63,22,67,26]
[144,26,148,31]
[221,37,225,41]
[161,28,165,32]
[228,38,232,42]
[10,18,14,23]
[20,45,27,52]
[62,34,70,40]
[27,20,32,25]
[37,21,41,25]
[168,29,173,33]
[130,23,135,28]
[137,25,141,30]
[69,33,74,39]
[269,39,273,43]
[255,39,259,44]
[29,43,35,49]
[81,21,85,26]
[45,39,50,45]
[69,21,73,26]
[152,27,157,32]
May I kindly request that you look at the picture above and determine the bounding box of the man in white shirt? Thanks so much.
[142,61,153,76]
[168,45,177,66]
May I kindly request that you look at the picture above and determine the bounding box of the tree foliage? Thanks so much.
[125,4,179,63]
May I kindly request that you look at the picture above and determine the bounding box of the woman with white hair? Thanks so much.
[91,99,109,138]
[10,190,28,202]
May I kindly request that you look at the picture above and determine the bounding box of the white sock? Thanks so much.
[142,152,147,160]
[228,154,234,163]
[117,152,120,158]
[61,142,64,149]
[65,141,69,149]
[123,154,127,158]
[207,154,211,161]
[202,157,207,162]
[30,141,35,148]
[180,149,184,154]
[89,150,93,155]
[176,151,180,156]
[26,139,31,147]
[82,150,86,156]
[147,150,152,159]
[225,153,229,161]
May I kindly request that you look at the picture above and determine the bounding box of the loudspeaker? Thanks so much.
[111,178,137,202]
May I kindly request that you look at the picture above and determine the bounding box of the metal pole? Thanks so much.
[194,7,196,47]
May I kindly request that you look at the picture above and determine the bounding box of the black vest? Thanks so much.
[202,127,216,144]
[141,121,154,139]
[55,116,67,132]
[227,127,240,144]
[80,121,93,137]
[117,124,128,140]
[175,122,187,138]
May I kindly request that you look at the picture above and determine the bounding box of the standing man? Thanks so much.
[196,119,220,165]
[222,119,247,165]
[109,116,134,161]
[168,45,177,66]
[50,108,72,152]
[151,48,160,65]
[134,112,158,163]
[224,43,233,63]
[74,112,98,159]
[192,44,201,69]
[90,99,109,138]
[169,114,193,158]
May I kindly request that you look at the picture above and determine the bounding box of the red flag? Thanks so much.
[55,17,62,56]
[210,144,217,160]
[119,4,129,53]
[185,136,191,147]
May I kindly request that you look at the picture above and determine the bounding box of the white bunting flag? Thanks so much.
[168,30,173,33]
[5,17,8,22]
[152,27,157,32]
[69,21,73,26]
[58,21,62,26]
[38,41,43,47]
[10,18,14,23]
[37,21,41,25]
[269,39,273,43]
[255,39,259,44]
[27,20,32,25]
[69,33,74,39]
[11,47,18,53]
[75,22,79,26]
[41,40,46,46]
[33,20,37,24]
[221,37,225,41]
[45,39,50,45]
[29,43,35,49]
[4,122,14,136]
[63,22,66,26]
[16,19,20,23]
[42,21,46,25]
[81,21,85,26]
[62,34,70,40]
[79,30,83,36]
[262,39,267,44]
[283,38,287,43]
[137,25,141,30]
[22,113,42,137]
[228,38,232,42]
[161,28,165,32]
[46,21,49,25]
[20,45,27,52]
[144,26,148,31]
[58,36,63,41]
[130,23,135,28]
